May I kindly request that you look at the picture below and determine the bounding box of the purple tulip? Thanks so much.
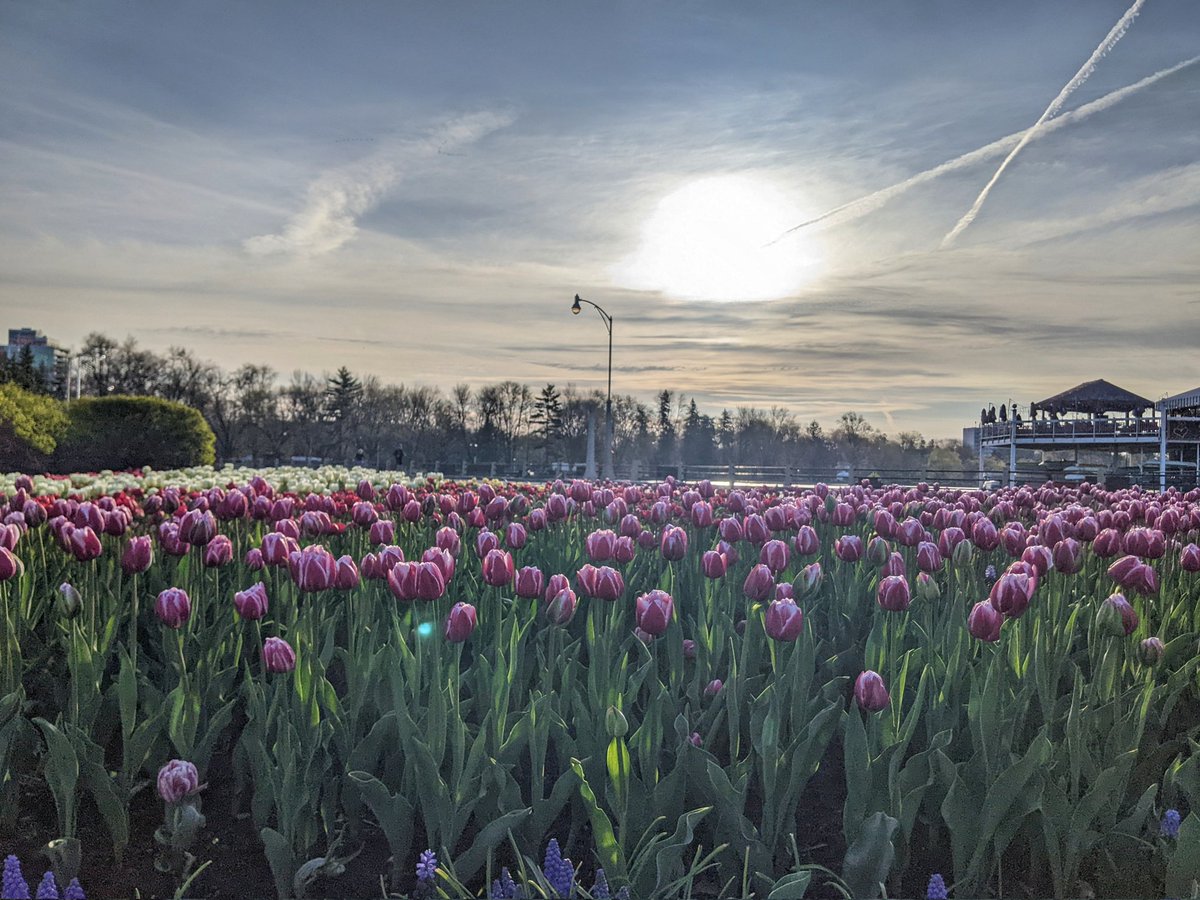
[263,636,296,673]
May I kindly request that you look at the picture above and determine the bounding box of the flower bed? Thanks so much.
[1,468,1198,898]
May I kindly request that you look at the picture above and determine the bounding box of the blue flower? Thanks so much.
[35,873,59,900]
[490,867,518,899]
[416,849,438,884]
[591,868,610,899]
[614,887,630,900]
[63,880,84,900]
[1162,809,1182,839]
[926,872,948,900]
[543,839,574,898]
[984,564,997,581]
[3,855,31,900]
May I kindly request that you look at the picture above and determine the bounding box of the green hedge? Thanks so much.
[52,395,215,472]
[0,383,69,470]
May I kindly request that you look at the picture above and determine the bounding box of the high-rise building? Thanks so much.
[3,327,70,396]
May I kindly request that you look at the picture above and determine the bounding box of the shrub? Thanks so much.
[52,396,215,472]
[0,383,68,469]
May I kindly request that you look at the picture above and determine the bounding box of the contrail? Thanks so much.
[940,0,1148,248]
[766,53,1199,246]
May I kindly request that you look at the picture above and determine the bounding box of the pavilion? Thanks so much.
[976,380,1200,489]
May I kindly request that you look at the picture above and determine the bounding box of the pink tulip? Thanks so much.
[444,602,478,642]
[635,589,674,636]
[876,575,911,612]
[69,525,103,562]
[967,600,1003,642]
[121,535,153,574]
[157,759,200,804]
[660,526,688,562]
[764,597,804,641]
[263,636,296,673]
[155,587,191,629]
[854,671,890,712]
[514,566,545,599]
[234,582,269,620]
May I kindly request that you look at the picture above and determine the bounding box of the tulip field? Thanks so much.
[2,466,1200,899]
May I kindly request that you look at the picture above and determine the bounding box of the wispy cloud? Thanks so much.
[242,111,513,257]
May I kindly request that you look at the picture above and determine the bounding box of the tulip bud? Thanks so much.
[688,731,702,748]
[591,566,624,601]
[742,563,775,601]
[444,602,478,642]
[635,589,674,636]
[792,562,823,600]
[415,561,447,600]
[660,526,688,562]
[967,600,1003,642]
[155,587,191,629]
[834,535,863,563]
[915,571,940,602]
[1097,593,1138,637]
[263,636,296,672]
[1180,543,1200,573]
[234,582,269,620]
[1052,538,1082,575]
[605,706,628,738]
[121,535,153,574]
[952,538,975,567]
[514,565,545,599]
[481,548,515,587]
[865,535,890,567]
[764,597,804,642]
[854,670,890,712]
[704,678,723,697]
[202,534,233,568]
[334,555,361,590]
[876,575,911,612]
[157,759,200,804]
[56,582,82,619]
[682,638,697,660]
[546,588,577,625]
[759,539,790,574]
[1138,636,1166,666]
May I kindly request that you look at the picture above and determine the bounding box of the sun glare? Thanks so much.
[613,174,822,302]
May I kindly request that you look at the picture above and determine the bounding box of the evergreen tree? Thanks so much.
[325,366,363,461]
[682,399,716,465]
[530,383,564,463]
[657,389,675,464]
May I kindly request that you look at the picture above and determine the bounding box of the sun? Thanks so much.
[613,174,822,302]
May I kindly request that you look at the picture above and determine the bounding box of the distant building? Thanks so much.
[3,327,70,396]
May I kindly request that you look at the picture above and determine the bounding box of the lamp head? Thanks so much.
[571,295,582,315]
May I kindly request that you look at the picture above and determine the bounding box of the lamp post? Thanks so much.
[571,293,614,480]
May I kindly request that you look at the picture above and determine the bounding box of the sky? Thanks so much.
[1,1,1198,439]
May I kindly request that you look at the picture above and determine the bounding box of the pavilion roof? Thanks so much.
[1158,386,1200,413]
[1035,379,1153,415]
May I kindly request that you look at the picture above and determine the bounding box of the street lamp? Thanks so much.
[570,293,614,480]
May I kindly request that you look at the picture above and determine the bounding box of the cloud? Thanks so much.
[242,111,514,257]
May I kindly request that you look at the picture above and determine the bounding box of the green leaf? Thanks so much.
[650,806,711,896]
[767,871,812,899]
[33,717,79,838]
[841,811,898,899]
[347,770,414,882]
[842,707,871,849]
[570,757,626,882]
[1165,811,1200,899]
[261,826,296,900]
[452,807,531,884]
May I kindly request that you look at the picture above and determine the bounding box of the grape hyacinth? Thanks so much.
[926,872,948,900]
[63,882,84,900]
[614,887,631,900]
[416,849,438,884]
[490,867,519,899]
[3,855,30,900]
[543,838,574,898]
[35,873,58,900]
[1161,808,1181,839]
[590,868,610,899]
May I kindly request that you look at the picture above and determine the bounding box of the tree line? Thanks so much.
[40,332,972,476]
